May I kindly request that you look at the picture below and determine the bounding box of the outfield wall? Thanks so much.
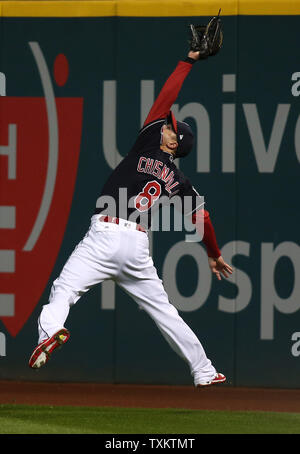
[0,0,300,387]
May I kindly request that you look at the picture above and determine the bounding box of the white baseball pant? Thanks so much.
[37,215,217,385]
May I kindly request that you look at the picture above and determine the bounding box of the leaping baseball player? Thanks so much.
[29,15,233,387]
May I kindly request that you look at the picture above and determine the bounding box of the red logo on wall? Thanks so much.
[0,43,83,336]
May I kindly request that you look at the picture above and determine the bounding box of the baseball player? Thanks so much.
[29,17,233,387]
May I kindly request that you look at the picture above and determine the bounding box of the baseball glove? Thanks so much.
[189,9,223,59]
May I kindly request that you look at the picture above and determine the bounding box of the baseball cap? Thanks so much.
[165,111,194,158]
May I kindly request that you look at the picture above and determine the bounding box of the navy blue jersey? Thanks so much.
[95,119,202,229]
[93,59,221,257]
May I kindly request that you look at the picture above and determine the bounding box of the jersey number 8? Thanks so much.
[134,180,162,212]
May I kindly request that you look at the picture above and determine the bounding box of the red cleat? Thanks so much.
[196,372,226,387]
[28,328,70,369]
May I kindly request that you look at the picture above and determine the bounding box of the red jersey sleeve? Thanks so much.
[192,209,221,258]
[144,60,194,126]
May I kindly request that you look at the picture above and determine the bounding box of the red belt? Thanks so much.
[99,216,147,234]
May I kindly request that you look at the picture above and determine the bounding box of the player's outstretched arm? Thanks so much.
[191,209,233,280]
[144,11,223,126]
[143,52,200,127]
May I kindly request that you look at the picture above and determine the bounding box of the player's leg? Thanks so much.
[29,216,120,368]
[115,231,222,386]
[37,223,113,343]
[118,271,218,385]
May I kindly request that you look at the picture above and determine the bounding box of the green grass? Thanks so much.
[0,404,300,434]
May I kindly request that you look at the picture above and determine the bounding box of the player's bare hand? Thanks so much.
[208,256,234,281]
[188,50,201,61]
